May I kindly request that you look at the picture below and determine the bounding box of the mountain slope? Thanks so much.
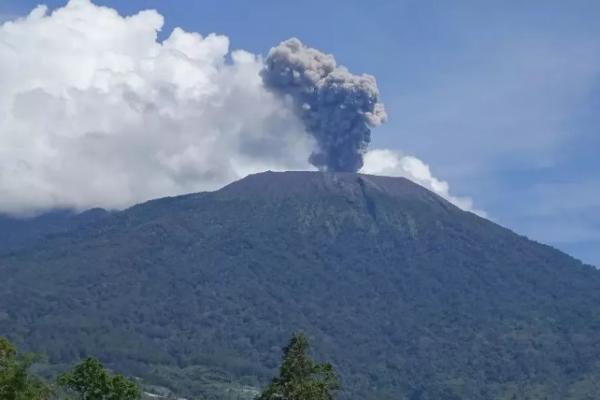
[1,171,599,399]
[0,208,110,255]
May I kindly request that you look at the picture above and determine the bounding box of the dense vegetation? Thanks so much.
[0,208,110,255]
[0,334,332,400]
[1,171,600,399]
[0,337,51,399]
[258,333,338,400]
[0,337,140,399]
[58,357,140,400]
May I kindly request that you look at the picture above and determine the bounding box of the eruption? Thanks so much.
[0,2,475,215]
[262,38,387,172]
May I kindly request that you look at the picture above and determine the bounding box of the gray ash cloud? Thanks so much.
[261,38,386,172]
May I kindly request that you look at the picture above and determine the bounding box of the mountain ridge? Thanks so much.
[1,171,599,399]
[0,208,111,256]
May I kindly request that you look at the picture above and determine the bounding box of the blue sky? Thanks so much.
[3,0,599,266]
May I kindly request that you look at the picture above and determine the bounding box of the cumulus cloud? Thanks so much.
[361,149,484,215]
[0,0,314,214]
[0,0,478,215]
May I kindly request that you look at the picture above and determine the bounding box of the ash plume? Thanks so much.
[0,2,474,215]
[262,38,387,172]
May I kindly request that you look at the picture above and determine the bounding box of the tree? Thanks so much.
[58,357,140,400]
[0,337,52,400]
[257,333,339,400]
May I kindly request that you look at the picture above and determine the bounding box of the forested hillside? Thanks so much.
[0,208,110,255]
[1,171,599,399]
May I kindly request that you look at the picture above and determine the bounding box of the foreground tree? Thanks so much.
[257,333,339,400]
[0,337,52,400]
[58,357,140,400]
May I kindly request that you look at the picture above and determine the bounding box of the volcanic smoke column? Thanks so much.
[261,38,387,172]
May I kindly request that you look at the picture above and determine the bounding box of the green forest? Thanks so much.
[0,333,335,400]
[2,172,600,399]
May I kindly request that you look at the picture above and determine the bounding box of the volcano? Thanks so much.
[1,171,599,399]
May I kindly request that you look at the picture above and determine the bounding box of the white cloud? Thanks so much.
[0,0,479,216]
[0,0,314,214]
[361,149,485,215]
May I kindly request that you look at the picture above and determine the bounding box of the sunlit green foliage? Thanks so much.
[0,337,52,400]
[258,334,338,400]
[58,357,140,400]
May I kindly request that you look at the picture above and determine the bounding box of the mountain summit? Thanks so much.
[1,171,599,399]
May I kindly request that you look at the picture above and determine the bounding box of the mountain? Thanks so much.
[0,208,110,255]
[1,171,599,400]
